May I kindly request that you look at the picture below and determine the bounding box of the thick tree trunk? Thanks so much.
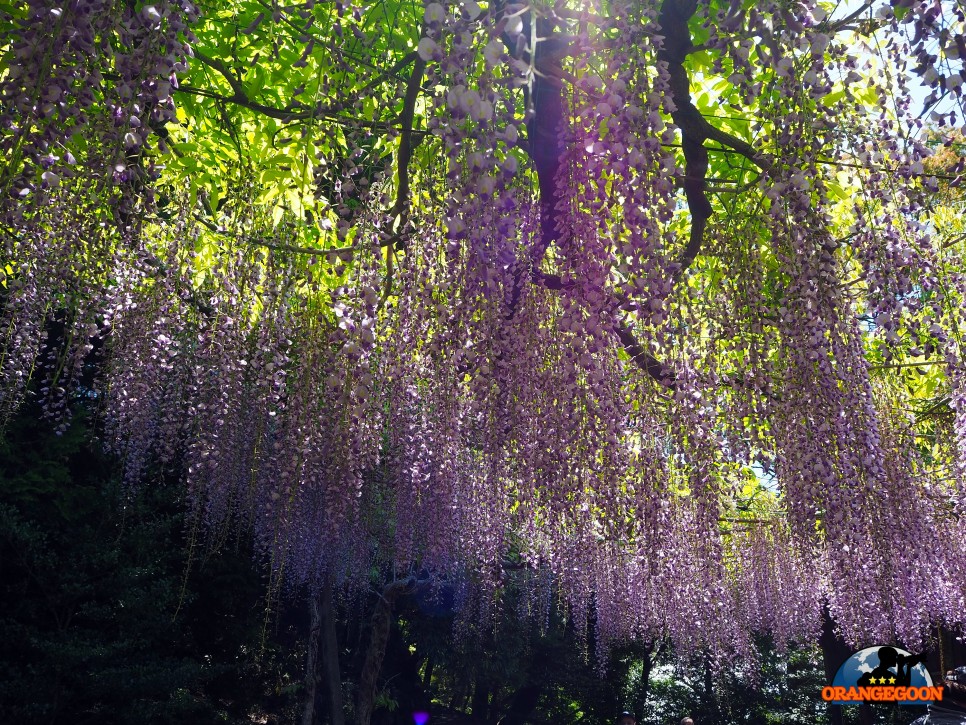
[702,654,720,723]
[303,581,346,725]
[633,643,659,718]
[498,683,542,725]
[471,678,489,723]
[819,608,851,725]
[320,580,345,725]
[303,592,323,725]
[355,579,411,725]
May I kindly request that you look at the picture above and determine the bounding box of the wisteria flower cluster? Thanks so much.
[1,0,965,663]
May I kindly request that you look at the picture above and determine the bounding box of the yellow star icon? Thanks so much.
[889,677,896,684]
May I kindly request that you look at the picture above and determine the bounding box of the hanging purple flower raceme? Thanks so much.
[419,2,528,298]
[727,521,823,650]
[0,0,197,202]
[0,182,123,428]
[886,1,966,128]
[101,221,197,483]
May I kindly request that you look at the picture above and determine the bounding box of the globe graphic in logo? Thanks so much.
[831,646,934,705]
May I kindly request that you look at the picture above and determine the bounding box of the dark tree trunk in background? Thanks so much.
[499,683,543,725]
[471,678,490,723]
[302,581,344,725]
[348,594,367,680]
[374,616,428,723]
[819,608,851,725]
[633,642,660,718]
[702,654,720,723]
[931,625,966,686]
[356,579,411,725]
[303,592,323,725]
[320,580,345,725]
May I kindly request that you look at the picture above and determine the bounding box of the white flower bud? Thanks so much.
[460,0,481,20]
[423,2,445,24]
[447,85,466,111]
[478,175,496,195]
[810,33,830,54]
[143,5,162,24]
[446,217,466,237]
[459,88,481,116]
[417,37,438,62]
[471,100,493,122]
[483,40,503,67]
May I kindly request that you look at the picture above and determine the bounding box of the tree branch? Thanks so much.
[390,55,427,244]
[255,240,359,257]
[356,51,419,101]
[494,12,680,389]
[659,0,712,280]
[192,49,248,100]
[615,322,676,389]
[688,113,774,172]
[657,0,774,281]
[174,84,431,137]
[532,272,674,386]
[253,0,422,89]
[823,0,875,33]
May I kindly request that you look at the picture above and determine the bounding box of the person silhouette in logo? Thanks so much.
[857,647,913,687]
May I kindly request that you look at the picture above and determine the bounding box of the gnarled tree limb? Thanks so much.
[499,10,678,388]
[390,55,427,244]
